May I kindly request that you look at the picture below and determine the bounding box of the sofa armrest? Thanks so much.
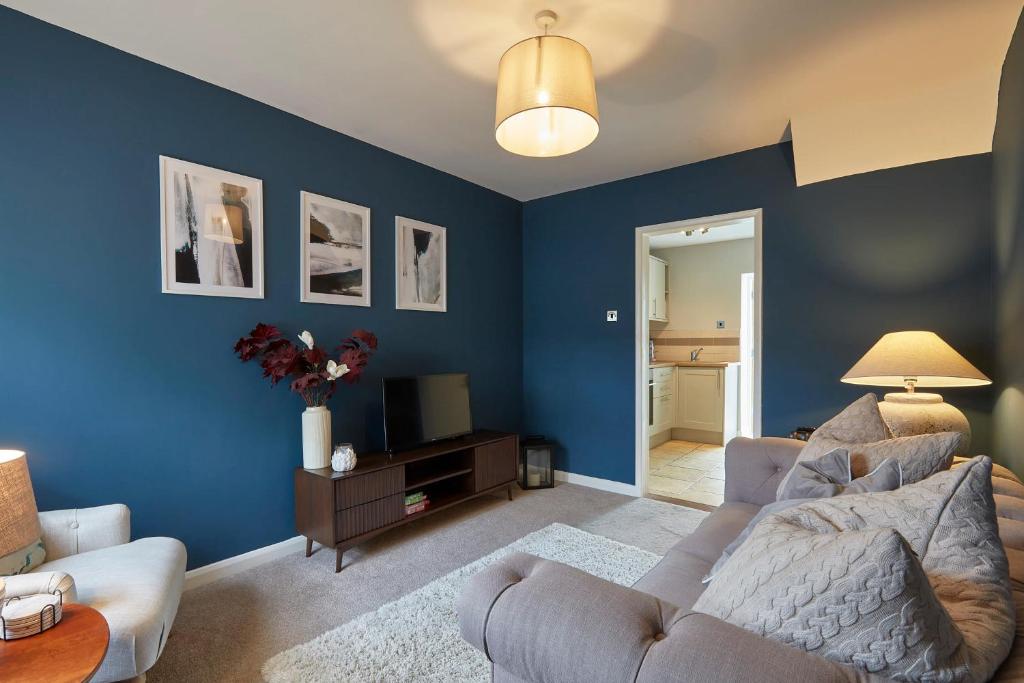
[723,437,804,506]
[460,553,873,683]
[38,504,130,561]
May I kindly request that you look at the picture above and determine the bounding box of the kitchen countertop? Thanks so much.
[650,360,738,368]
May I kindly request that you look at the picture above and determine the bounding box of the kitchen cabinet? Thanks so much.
[675,365,739,445]
[649,366,675,436]
[648,256,668,322]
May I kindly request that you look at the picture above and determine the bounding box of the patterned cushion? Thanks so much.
[696,456,1015,681]
[776,398,959,498]
[704,450,902,584]
[813,393,893,443]
[0,538,45,576]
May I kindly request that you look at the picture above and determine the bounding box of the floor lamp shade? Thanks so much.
[0,450,41,558]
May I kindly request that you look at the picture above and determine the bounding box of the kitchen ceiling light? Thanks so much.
[494,10,599,158]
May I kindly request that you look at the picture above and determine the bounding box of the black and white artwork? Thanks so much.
[300,192,370,307]
[395,216,446,312]
[159,156,263,298]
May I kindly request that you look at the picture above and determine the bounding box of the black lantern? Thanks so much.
[519,436,555,490]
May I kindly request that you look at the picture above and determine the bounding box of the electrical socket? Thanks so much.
[606,310,618,322]
[716,320,725,329]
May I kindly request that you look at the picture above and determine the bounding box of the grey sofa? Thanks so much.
[459,437,1024,682]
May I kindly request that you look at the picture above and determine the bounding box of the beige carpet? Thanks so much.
[149,483,707,683]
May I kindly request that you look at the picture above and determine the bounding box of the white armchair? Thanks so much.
[5,504,187,683]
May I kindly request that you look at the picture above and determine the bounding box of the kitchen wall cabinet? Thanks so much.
[648,255,668,322]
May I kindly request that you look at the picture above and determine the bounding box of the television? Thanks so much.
[382,373,473,452]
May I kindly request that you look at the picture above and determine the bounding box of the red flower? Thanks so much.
[303,347,327,366]
[290,372,323,394]
[261,341,301,385]
[234,323,281,361]
[353,329,378,350]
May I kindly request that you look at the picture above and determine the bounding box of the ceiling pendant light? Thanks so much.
[494,10,599,158]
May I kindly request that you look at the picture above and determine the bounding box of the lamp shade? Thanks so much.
[0,450,41,557]
[495,35,599,157]
[841,331,991,388]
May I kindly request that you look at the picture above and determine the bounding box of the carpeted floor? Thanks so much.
[148,483,707,683]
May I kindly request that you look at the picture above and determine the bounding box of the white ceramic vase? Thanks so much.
[301,406,331,469]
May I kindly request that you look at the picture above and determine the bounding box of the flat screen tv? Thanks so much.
[382,373,473,452]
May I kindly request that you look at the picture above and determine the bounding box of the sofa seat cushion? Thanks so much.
[632,547,712,611]
[674,502,759,564]
[631,502,758,611]
[35,537,186,683]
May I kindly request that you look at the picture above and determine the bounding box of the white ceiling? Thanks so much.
[6,0,1021,200]
[649,218,754,249]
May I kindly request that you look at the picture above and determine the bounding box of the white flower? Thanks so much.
[325,360,350,381]
[298,330,315,350]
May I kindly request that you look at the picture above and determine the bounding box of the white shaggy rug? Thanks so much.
[262,522,669,682]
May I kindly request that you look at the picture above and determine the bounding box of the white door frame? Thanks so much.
[634,208,764,497]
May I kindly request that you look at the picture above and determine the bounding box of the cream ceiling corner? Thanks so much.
[6,0,1021,199]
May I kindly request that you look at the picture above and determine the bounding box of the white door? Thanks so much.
[678,368,723,431]
[739,272,755,437]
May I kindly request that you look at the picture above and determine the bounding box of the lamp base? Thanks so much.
[877,392,970,452]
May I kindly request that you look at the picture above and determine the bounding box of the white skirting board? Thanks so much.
[184,535,307,591]
[555,470,639,497]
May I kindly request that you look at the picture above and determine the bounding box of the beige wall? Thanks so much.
[650,238,754,363]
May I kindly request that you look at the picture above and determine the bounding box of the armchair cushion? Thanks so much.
[0,538,45,576]
[38,504,130,561]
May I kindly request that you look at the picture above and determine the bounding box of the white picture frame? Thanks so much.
[300,191,371,307]
[395,216,446,312]
[159,155,264,298]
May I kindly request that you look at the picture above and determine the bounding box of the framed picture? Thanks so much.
[395,216,446,312]
[159,156,263,298]
[300,191,371,307]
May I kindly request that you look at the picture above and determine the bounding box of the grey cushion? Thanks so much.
[774,393,891,498]
[696,456,1015,682]
[705,451,903,584]
[779,448,902,500]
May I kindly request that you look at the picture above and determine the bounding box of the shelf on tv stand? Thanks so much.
[294,430,519,572]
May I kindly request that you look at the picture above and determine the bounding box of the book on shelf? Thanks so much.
[405,499,430,515]
[404,491,426,506]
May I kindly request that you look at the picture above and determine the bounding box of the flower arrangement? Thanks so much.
[234,323,378,407]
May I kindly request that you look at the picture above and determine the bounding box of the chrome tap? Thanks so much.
[690,347,704,361]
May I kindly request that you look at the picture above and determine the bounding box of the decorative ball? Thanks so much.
[331,443,357,472]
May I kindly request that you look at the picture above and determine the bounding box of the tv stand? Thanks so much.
[294,430,519,572]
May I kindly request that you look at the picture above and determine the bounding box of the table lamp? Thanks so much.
[0,450,42,572]
[841,331,990,450]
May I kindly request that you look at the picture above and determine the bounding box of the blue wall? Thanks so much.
[994,10,1024,473]
[523,145,995,484]
[0,8,522,568]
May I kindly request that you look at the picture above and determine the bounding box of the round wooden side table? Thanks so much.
[0,604,109,683]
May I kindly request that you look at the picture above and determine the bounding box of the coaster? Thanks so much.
[1,593,62,640]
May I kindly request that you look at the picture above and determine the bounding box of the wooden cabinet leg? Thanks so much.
[335,548,343,573]
[305,537,313,558]
[507,485,513,501]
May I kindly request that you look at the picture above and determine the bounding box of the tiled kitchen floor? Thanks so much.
[646,440,725,507]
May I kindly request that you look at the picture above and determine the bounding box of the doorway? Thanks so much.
[634,209,763,508]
